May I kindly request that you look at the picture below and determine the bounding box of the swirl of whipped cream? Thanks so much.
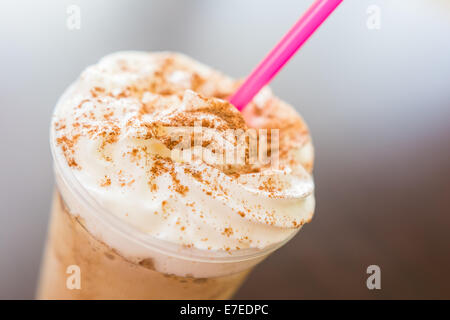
[52,52,315,251]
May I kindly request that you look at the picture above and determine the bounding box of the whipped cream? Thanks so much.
[52,52,315,252]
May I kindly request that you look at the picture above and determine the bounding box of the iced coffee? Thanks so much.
[38,52,315,299]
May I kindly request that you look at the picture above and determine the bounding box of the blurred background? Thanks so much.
[1,0,449,299]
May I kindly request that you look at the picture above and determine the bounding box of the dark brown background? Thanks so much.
[0,0,449,299]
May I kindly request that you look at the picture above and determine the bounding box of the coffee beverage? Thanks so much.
[37,52,315,299]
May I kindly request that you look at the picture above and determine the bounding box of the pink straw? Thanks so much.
[229,0,343,111]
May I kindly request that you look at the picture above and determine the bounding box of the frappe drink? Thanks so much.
[37,52,315,299]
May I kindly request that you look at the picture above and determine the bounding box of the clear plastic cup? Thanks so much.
[37,94,297,299]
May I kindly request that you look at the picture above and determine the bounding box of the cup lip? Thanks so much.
[49,84,299,264]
